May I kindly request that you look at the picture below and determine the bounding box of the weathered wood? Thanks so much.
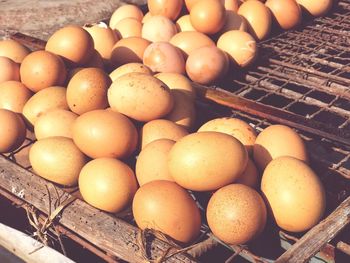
[276,196,350,263]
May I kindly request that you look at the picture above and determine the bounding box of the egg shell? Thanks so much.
[109,4,144,28]
[168,131,248,191]
[142,12,153,24]
[66,67,111,115]
[142,16,178,43]
[0,56,20,84]
[222,0,240,11]
[253,124,308,171]
[0,39,30,63]
[235,158,259,188]
[296,0,333,17]
[265,0,302,30]
[110,63,153,82]
[108,73,174,122]
[0,109,26,153]
[113,18,142,39]
[148,0,183,20]
[79,158,138,213]
[132,180,201,243]
[176,15,196,32]
[207,184,267,244]
[261,156,326,232]
[141,119,189,149]
[0,81,32,113]
[221,11,248,33]
[155,72,196,99]
[184,0,201,11]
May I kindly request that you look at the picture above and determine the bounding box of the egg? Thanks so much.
[184,0,201,11]
[22,86,68,127]
[148,0,183,21]
[238,0,272,40]
[142,12,153,23]
[261,156,326,232]
[84,50,104,69]
[235,158,259,188]
[0,81,32,113]
[136,139,175,186]
[110,37,151,67]
[170,31,215,58]
[221,11,248,33]
[142,16,178,42]
[34,109,78,140]
[143,42,185,74]
[79,158,138,213]
[217,30,257,67]
[141,119,189,149]
[109,4,144,28]
[72,109,138,159]
[0,109,26,153]
[266,0,302,30]
[110,63,153,82]
[0,39,30,63]
[20,50,67,92]
[66,67,111,115]
[222,0,240,11]
[186,46,228,85]
[296,0,333,17]
[155,72,196,99]
[198,117,257,155]
[168,131,248,191]
[29,136,87,186]
[0,56,20,84]
[207,184,267,244]
[253,124,308,171]
[176,15,196,32]
[108,73,173,122]
[132,180,201,243]
[190,0,226,34]
[113,18,142,39]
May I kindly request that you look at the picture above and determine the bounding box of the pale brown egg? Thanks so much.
[140,119,189,149]
[155,72,196,99]
[0,81,32,113]
[108,73,173,122]
[168,131,248,191]
[143,42,185,74]
[217,30,257,67]
[221,11,248,33]
[176,15,196,32]
[79,158,138,213]
[235,158,259,188]
[83,50,104,69]
[266,0,302,30]
[207,184,267,244]
[66,67,111,115]
[184,0,201,11]
[110,37,151,67]
[132,180,201,243]
[110,63,153,82]
[0,56,20,84]
[142,12,153,24]
[0,109,26,153]
[238,0,272,40]
[72,109,138,159]
[142,16,178,42]
[45,25,94,66]
[222,0,240,11]
[20,50,67,92]
[109,4,144,28]
[29,136,87,186]
[253,124,308,171]
[136,139,175,186]
[296,0,333,17]
[113,18,142,39]
[261,156,326,232]
[0,39,30,63]
[34,109,78,140]
[148,0,183,21]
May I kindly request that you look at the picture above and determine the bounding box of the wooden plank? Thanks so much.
[0,156,196,263]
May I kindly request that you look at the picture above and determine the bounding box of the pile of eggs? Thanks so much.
[0,0,330,247]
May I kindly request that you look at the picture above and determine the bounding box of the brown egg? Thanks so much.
[136,139,175,186]
[261,156,326,232]
[110,63,153,82]
[45,25,94,66]
[34,109,78,140]
[0,109,26,153]
[109,4,144,28]
[148,0,183,20]
[190,0,226,34]
[170,31,215,58]
[168,132,248,191]
[143,42,185,74]
[72,109,138,159]
[0,81,32,113]
[186,46,228,85]
[66,68,111,115]
[84,50,104,69]
[0,56,20,84]
[132,180,201,243]
[296,0,333,17]
[198,117,257,155]
[184,0,201,11]
[217,30,257,67]
[141,119,189,149]
[79,158,138,213]
[29,136,87,186]
[266,0,302,30]
[176,15,196,32]
[222,0,240,11]
[22,86,68,127]
[207,184,267,244]
[253,124,308,171]
[142,12,153,23]
[0,39,30,63]
[113,18,142,39]
[20,50,67,92]
[221,11,248,33]
[108,73,173,122]
[238,0,272,40]
[236,158,259,188]
[142,16,178,42]
[110,37,151,67]
[155,72,196,99]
